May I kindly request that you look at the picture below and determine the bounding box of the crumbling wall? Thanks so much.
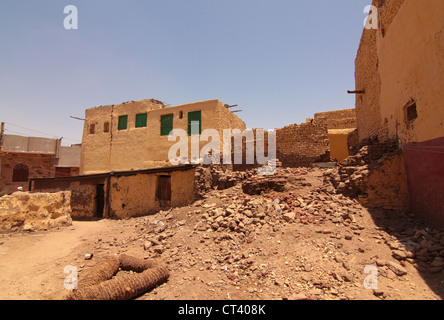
[355,21,382,142]
[324,138,409,212]
[314,109,357,130]
[32,176,107,220]
[0,191,72,232]
[276,121,330,167]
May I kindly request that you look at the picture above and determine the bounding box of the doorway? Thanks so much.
[95,184,105,218]
[157,175,171,207]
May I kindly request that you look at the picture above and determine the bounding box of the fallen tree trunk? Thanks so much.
[65,254,169,300]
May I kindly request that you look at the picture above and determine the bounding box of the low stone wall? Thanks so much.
[276,121,330,167]
[0,191,72,232]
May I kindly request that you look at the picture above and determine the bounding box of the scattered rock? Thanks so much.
[386,261,407,276]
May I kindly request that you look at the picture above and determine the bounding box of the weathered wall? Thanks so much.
[355,0,444,145]
[355,17,383,141]
[80,99,246,174]
[0,151,55,193]
[377,0,444,145]
[358,153,409,212]
[328,129,357,162]
[314,109,357,130]
[403,137,444,228]
[0,191,72,232]
[32,175,108,220]
[109,168,195,219]
[276,121,330,167]
[2,135,59,154]
[354,0,444,227]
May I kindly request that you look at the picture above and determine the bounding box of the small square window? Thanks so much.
[135,113,147,128]
[118,115,128,130]
[405,102,418,122]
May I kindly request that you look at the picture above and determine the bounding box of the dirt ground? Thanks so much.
[0,168,443,300]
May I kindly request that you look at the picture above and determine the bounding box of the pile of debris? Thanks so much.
[0,191,72,232]
[194,165,254,199]
[323,137,400,197]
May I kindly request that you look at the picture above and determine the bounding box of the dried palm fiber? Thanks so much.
[65,254,169,300]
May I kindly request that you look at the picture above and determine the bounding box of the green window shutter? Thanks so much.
[135,113,147,128]
[160,114,173,136]
[188,111,201,135]
[118,115,128,130]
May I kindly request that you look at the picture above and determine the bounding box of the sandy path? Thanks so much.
[0,221,109,300]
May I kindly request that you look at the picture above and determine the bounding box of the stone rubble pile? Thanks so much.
[323,137,400,197]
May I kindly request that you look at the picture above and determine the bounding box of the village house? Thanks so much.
[353,0,444,227]
[80,98,246,174]
[29,98,246,220]
[0,130,81,195]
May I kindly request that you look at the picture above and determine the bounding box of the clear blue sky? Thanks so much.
[0,0,371,145]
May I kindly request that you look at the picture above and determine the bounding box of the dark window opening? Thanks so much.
[406,102,418,122]
[12,163,29,182]
[104,121,110,133]
[89,123,95,134]
[179,111,183,119]
[135,113,148,128]
[118,115,128,130]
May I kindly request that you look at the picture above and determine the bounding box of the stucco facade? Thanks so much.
[354,0,444,227]
[80,99,246,174]
[31,165,196,220]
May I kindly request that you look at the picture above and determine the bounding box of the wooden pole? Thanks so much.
[0,122,4,151]
[347,90,365,94]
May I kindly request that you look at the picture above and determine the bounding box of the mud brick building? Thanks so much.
[353,0,444,227]
[0,133,80,194]
[80,99,246,174]
[31,164,196,220]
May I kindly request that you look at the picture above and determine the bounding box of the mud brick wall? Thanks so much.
[0,151,56,194]
[354,0,406,142]
[276,121,330,168]
[314,108,357,130]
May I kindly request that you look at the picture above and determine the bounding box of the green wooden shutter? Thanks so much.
[188,111,201,135]
[160,114,173,136]
[135,113,147,128]
[118,115,128,130]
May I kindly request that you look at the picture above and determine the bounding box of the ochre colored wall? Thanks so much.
[328,129,356,162]
[355,0,444,145]
[80,99,245,174]
[359,153,409,212]
[314,109,357,130]
[108,168,196,219]
[32,176,108,220]
[276,121,330,167]
[377,0,444,145]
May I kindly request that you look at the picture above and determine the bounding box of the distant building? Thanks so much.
[80,98,246,174]
[0,133,80,194]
